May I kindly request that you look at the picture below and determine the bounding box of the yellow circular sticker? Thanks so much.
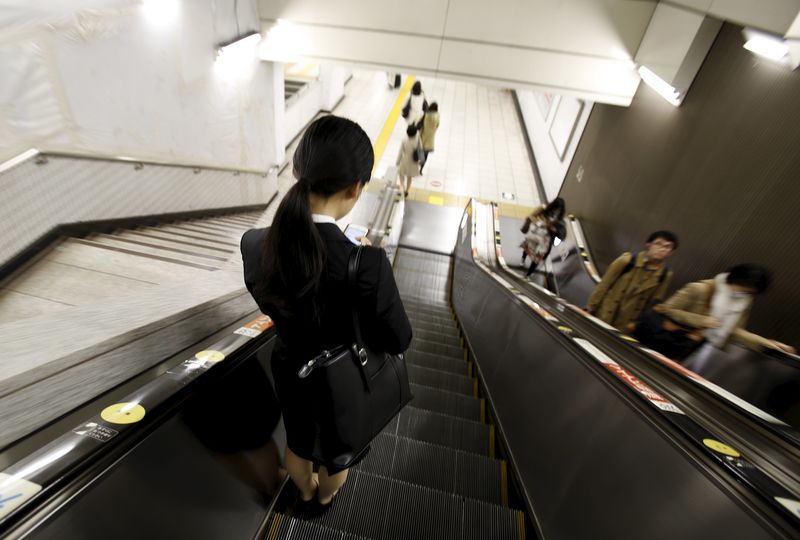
[703,438,741,458]
[195,350,225,363]
[621,335,639,343]
[558,326,573,334]
[101,402,146,425]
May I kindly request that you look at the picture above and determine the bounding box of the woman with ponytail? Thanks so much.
[241,115,412,510]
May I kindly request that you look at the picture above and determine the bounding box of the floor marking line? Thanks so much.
[372,76,416,173]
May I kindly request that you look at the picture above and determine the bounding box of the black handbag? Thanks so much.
[297,245,413,470]
[632,309,704,360]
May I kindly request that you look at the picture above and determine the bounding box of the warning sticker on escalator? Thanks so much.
[604,363,684,414]
[574,338,684,415]
[73,422,119,443]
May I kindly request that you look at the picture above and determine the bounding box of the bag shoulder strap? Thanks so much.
[620,251,637,276]
[347,245,365,349]
[620,251,668,285]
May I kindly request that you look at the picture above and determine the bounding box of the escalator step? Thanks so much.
[409,384,482,421]
[405,350,468,376]
[385,406,490,455]
[410,320,460,340]
[355,433,504,505]
[408,327,460,347]
[409,365,474,396]
[400,298,452,314]
[403,301,452,315]
[381,477,463,540]
[275,472,523,540]
[409,338,463,359]
[267,513,367,539]
[399,287,449,303]
[407,311,454,327]
[463,499,523,540]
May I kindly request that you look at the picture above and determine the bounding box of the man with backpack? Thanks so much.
[586,231,678,332]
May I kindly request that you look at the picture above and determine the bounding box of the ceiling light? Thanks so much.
[501,192,515,201]
[259,20,303,62]
[637,66,681,107]
[217,31,262,59]
[742,30,789,62]
[142,0,179,25]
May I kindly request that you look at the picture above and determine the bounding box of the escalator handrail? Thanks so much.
[0,314,276,538]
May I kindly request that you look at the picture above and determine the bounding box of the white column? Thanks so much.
[319,64,347,112]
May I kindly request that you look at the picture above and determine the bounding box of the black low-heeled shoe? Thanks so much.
[292,483,319,515]
[315,489,340,514]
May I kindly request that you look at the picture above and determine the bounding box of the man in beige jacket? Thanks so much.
[655,264,795,355]
[586,231,678,332]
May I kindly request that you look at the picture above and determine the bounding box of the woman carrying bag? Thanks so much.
[241,116,413,511]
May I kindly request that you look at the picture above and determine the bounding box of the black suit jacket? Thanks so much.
[240,224,412,364]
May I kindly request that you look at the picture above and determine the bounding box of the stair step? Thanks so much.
[152,224,239,245]
[409,365,474,396]
[410,338,463,359]
[283,468,521,539]
[114,231,232,257]
[187,219,247,234]
[405,350,468,376]
[136,226,238,247]
[71,238,218,271]
[383,406,490,455]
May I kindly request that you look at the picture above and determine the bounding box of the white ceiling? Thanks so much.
[259,0,654,105]
[259,0,800,106]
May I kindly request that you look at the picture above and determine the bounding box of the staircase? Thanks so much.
[265,248,526,539]
[0,211,263,325]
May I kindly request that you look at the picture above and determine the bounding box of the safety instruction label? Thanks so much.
[234,327,261,338]
[73,422,119,443]
[0,473,41,520]
[242,316,273,333]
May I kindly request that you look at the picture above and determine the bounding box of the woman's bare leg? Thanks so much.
[285,446,316,501]
[318,467,348,504]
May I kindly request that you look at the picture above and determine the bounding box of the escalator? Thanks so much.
[512,209,800,433]
[463,199,800,538]
[264,248,525,539]
[4,193,800,539]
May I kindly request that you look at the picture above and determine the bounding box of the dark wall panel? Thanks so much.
[560,23,800,343]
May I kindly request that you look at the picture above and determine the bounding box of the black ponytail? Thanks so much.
[257,115,374,319]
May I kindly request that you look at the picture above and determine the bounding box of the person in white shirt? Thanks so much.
[402,81,427,126]
[396,125,422,198]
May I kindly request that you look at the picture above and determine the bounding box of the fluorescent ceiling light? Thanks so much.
[743,31,789,62]
[142,0,179,25]
[637,66,681,107]
[217,31,262,58]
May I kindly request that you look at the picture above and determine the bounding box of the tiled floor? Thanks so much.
[279,70,541,218]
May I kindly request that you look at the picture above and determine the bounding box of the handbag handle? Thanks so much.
[347,245,369,366]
